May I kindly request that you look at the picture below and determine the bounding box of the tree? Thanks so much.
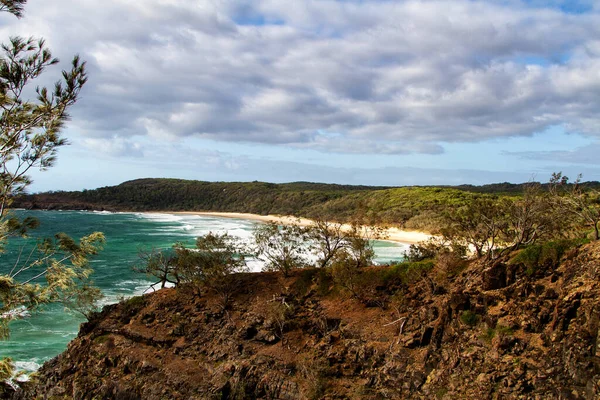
[175,233,247,286]
[441,197,507,260]
[0,0,98,381]
[134,247,181,290]
[0,41,87,217]
[306,218,383,269]
[173,233,247,309]
[0,0,87,221]
[341,221,379,269]
[252,222,311,276]
[549,173,600,241]
[307,218,348,268]
[0,231,104,382]
[500,182,562,249]
[328,221,384,303]
[0,1,26,18]
[192,233,247,308]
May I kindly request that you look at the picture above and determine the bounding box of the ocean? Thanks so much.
[0,210,409,374]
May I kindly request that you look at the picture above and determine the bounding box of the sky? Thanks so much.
[2,0,600,191]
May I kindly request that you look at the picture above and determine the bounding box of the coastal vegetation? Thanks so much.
[15,229,600,398]
[6,160,600,396]
[14,177,600,233]
[0,0,597,398]
[135,233,249,310]
[7,163,600,398]
[6,146,600,397]
[133,174,598,313]
[252,223,312,276]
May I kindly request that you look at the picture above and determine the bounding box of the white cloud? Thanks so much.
[80,137,144,157]
[507,141,600,165]
[2,0,600,155]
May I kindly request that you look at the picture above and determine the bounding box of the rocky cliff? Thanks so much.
[9,242,600,399]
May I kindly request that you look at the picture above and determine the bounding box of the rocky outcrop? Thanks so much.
[9,243,600,399]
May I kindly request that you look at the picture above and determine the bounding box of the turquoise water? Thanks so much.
[0,210,408,372]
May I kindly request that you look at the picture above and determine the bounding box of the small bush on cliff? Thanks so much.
[331,251,362,296]
[404,237,448,262]
[177,233,247,308]
[297,353,330,399]
[330,250,381,304]
[510,238,587,276]
[266,300,295,339]
[327,220,382,303]
[482,324,514,343]
[383,260,435,286]
[136,233,247,308]
[316,268,333,296]
[460,310,479,326]
[292,268,319,296]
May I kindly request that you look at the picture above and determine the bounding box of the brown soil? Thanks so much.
[7,243,600,399]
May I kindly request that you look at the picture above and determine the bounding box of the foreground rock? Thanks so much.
[8,243,600,399]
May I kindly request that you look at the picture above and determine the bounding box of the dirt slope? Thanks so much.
[9,243,600,399]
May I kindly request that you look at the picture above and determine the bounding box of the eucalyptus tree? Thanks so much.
[181,233,248,308]
[441,197,507,260]
[253,222,311,276]
[549,173,600,241]
[307,218,349,269]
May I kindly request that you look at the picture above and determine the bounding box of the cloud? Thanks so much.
[506,141,600,165]
[3,0,600,154]
[79,137,144,158]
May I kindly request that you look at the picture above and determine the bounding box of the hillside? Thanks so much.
[16,179,600,232]
[11,241,600,399]
[12,178,522,231]
[14,179,382,214]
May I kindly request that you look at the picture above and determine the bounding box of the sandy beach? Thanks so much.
[170,211,432,244]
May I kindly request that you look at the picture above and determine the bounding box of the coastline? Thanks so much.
[168,211,432,245]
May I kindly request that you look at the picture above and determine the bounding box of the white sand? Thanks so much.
[170,211,432,244]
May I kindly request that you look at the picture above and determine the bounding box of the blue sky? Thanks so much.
[2,0,600,191]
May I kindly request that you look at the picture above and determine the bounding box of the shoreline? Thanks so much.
[167,211,432,245]
[16,208,432,245]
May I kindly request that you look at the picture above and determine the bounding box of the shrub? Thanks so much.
[252,223,311,276]
[331,256,388,306]
[496,324,514,336]
[510,238,588,275]
[266,301,295,339]
[460,310,479,326]
[297,354,330,399]
[331,259,437,307]
[404,238,444,262]
[482,327,496,343]
[292,268,318,296]
[434,251,468,281]
[315,268,333,296]
[122,295,145,310]
[382,260,435,286]
[481,324,513,343]
[404,238,466,286]
[172,233,248,308]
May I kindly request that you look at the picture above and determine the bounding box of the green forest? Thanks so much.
[13,178,600,232]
